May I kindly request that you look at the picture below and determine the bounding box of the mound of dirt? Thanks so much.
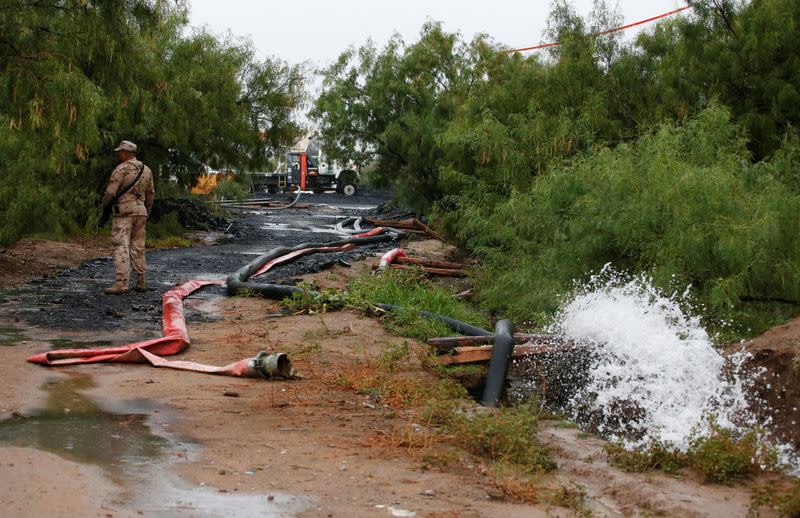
[149,198,229,230]
[736,319,800,450]
[0,237,112,289]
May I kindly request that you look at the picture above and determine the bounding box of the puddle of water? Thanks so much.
[0,326,29,346]
[0,376,168,472]
[133,474,309,518]
[0,375,310,516]
[334,204,378,211]
[48,338,114,350]
[261,222,338,235]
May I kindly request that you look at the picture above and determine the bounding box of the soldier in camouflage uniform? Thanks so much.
[101,140,155,294]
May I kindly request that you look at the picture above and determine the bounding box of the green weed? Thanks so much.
[687,427,776,484]
[605,441,686,474]
[750,477,800,517]
[280,282,348,313]
[605,423,778,484]
[450,403,555,473]
[348,269,489,340]
[146,212,187,247]
[211,177,248,202]
[546,483,592,517]
[147,235,191,248]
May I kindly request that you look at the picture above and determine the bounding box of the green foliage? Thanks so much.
[466,106,800,334]
[605,441,687,474]
[312,21,479,212]
[280,282,348,314]
[450,403,556,473]
[687,426,775,484]
[146,212,185,241]
[211,178,248,202]
[312,0,800,338]
[347,268,489,340]
[606,421,778,484]
[0,0,304,244]
[751,478,800,518]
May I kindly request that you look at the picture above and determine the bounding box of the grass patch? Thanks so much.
[605,441,686,475]
[280,269,489,342]
[148,235,191,248]
[316,336,554,501]
[348,268,489,340]
[280,281,350,314]
[451,403,555,471]
[687,427,776,484]
[605,422,779,484]
[545,483,592,517]
[750,477,800,517]
[146,212,189,248]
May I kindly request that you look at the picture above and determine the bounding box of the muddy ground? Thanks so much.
[0,191,796,517]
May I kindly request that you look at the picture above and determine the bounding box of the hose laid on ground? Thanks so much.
[226,232,493,338]
[226,228,404,298]
[334,216,364,235]
[481,319,516,406]
[27,279,293,379]
[267,187,302,210]
[373,303,492,337]
[335,216,406,237]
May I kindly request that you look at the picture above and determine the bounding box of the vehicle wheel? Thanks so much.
[342,184,356,196]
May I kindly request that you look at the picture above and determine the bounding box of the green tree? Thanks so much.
[0,0,305,244]
[313,21,476,212]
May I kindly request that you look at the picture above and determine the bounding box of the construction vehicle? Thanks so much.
[247,135,359,196]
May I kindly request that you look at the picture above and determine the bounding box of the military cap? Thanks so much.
[114,140,137,152]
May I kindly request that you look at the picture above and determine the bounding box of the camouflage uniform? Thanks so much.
[102,157,154,292]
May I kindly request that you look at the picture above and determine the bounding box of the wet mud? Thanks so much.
[0,190,395,333]
[0,375,169,475]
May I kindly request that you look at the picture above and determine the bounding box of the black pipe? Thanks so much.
[481,319,515,407]
[226,231,404,296]
[373,303,492,337]
[225,228,498,346]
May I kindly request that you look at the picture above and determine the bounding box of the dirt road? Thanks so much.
[0,192,791,517]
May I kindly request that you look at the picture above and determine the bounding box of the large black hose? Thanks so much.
[226,231,404,297]
[269,187,302,210]
[481,319,515,407]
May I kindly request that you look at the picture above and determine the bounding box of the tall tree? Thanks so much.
[0,0,305,243]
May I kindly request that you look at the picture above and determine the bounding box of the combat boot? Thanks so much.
[104,282,129,295]
[134,274,146,292]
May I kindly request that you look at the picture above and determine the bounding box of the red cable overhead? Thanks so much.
[506,5,692,53]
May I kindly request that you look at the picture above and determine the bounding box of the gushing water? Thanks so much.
[528,266,797,472]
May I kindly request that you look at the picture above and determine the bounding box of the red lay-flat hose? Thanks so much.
[27,279,220,366]
[26,279,291,379]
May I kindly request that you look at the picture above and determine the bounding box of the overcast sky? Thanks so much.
[187,0,688,67]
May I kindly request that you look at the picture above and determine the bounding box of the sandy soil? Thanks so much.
[0,201,796,517]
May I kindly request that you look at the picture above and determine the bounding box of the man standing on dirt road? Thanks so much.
[101,140,154,295]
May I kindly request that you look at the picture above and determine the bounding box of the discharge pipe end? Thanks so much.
[249,351,292,379]
[481,319,516,407]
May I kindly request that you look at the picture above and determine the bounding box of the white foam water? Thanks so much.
[542,265,797,472]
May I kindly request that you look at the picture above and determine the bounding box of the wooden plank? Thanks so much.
[435,342,575,365]
[371,263,467,277]
[426,334,566,350]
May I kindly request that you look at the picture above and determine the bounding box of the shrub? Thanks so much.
[211,177,248,202]
[456,106,800,338]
